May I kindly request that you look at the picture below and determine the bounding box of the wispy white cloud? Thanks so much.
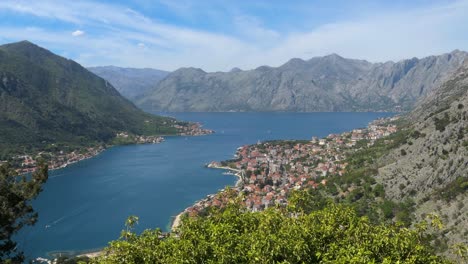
[71,30,85,37]
[233,15,280,44]
[0,0,467,71]
[265,0,468,64]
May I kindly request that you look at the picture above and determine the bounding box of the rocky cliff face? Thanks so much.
[138,51,467,112]
[375,62,468,253]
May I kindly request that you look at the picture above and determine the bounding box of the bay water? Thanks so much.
[18,112,394,259]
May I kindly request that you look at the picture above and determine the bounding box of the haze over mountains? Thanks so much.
[0,41,179,157]
[88,66,169,100]
[130,51,467,112]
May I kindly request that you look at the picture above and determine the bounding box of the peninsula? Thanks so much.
[178,117,399,218]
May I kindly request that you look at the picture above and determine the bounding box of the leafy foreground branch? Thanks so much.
[92,192,453,264]
[0,162,48,263]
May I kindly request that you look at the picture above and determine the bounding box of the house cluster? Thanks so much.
[12,146,105,174]
[183,191,232,217]
[116,132,165,144]
[184,117,399,215]
[9,123,215,174]
[230,139,348,211]
[350,117,398,146]
[174,123,214,136]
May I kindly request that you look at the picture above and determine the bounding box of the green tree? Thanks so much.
[94,191,449,264]
[0,162,48,263]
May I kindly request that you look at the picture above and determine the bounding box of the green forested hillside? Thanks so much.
[0,41,180,158]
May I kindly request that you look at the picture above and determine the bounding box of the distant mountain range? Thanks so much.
[0,41,180,158]
[135,51,467,112]
[88,66,169,100]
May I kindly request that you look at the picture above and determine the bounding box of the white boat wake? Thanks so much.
[44,206,88,229]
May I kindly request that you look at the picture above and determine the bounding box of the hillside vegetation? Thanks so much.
[93,191,450,264]
[314,62,468,257]
[0,41,182,159]
[373,62,468,255]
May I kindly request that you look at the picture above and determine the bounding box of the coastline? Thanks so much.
[37,127,214,261]
[32,113,398,261]
[46,137,163,173]
[206,163,243,186]
[170,163,243,231]
[14,124,214,175]
[13,146,107,175]
[49,147,106,172]
[171,212,184,230]
[170,115,399,230]
[77,249,104,258]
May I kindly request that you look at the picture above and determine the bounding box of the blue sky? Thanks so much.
[0,0,467,71]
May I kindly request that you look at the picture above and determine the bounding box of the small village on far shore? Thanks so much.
[174,123,215,136]
[9,146,107,174]
[174,116,400,222]
[1,122,214,174]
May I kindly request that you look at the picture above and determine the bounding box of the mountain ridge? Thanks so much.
[138,50,467,112]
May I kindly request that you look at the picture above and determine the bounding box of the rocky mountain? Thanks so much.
[138,51,467,112]
[374,62,468,254]
[0,41,180,158]
[88,66,169,100]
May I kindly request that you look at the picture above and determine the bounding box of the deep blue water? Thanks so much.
[18,112,394,259]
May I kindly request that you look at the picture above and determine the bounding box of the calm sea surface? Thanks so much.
[18,112,394,259]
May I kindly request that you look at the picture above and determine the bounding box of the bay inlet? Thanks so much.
[18,112,395,259]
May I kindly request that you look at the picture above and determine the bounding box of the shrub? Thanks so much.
[94,199,449,264]
[434,113,451,132]
[399,183,406,190]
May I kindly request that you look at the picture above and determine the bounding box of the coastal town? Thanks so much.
[174,122,215,136]
[115,132,165,144]
[8,146,106,174]
[3,122,214,174]
[176,116,399,219]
